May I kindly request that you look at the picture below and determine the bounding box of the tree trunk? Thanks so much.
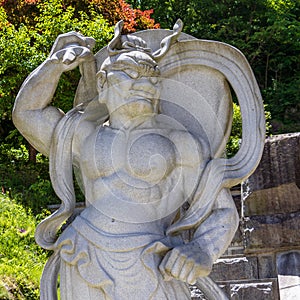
[29,143,37,163]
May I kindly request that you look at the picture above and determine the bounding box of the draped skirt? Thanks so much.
[57,215,191,300]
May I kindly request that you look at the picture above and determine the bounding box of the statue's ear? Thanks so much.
[97,70,107,89]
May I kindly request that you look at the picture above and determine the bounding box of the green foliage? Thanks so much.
[34,0,113,51]
[0,0,113,130]
[226,103,242,158]
[0,193,49,299]
[0,142,60,213]
[226,103,272,157]
[0,141,84,215]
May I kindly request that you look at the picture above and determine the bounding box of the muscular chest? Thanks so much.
[81,126,178,182]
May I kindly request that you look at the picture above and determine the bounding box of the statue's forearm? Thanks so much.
[13,33,95,156]
[191,189,239,262]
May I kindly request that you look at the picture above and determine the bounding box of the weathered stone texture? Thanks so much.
[242,133,300,253]
[277,251,300,276]
[211,256,258,281]
[244,133,300,190]
[243,132,300,216]
[191,279,279,299]
[244,183,300,216]
[244,212,300,250]
[229,279,279,300]
[258,254,277,278]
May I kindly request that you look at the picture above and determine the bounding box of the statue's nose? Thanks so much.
[132,78,159,96]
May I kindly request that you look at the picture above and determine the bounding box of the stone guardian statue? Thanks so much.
[13,20,265,299]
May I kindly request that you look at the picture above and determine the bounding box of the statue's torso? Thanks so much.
[74,116,202,231]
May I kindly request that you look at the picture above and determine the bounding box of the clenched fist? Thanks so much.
[48,31,95,72]
[159,242,213,285]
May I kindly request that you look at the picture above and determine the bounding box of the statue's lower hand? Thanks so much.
[48,31,96,72]
[159,242,213,285]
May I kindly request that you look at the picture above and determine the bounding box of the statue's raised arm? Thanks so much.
[12,32,96,156]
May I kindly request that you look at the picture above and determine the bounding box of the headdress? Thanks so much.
[107,19,184,59]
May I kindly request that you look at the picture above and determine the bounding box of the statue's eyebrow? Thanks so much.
[106,61,139,70]
[104,61,159,76]
[138,60,158,68]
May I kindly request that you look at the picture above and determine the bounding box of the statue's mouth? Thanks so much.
[124,97,153,107]
[130,89,159,101]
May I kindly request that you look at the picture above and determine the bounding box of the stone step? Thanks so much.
[190,278,279,299]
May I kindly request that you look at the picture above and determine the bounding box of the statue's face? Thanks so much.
[98,51,160,111]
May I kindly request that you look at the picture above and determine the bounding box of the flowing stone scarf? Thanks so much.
[35,105,84,300]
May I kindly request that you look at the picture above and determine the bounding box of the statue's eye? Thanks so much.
[124,68,139,79]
